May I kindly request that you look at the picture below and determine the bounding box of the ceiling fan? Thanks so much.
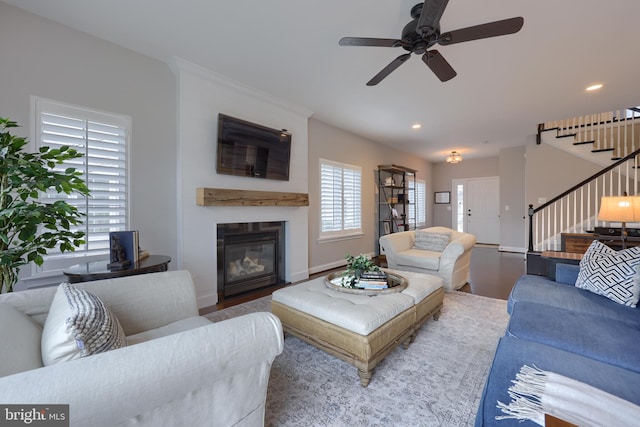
[339,0,524,85]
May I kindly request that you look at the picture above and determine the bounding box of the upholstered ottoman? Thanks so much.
[271,269,444,386]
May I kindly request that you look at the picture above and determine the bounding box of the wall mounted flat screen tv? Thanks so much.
[216,114,291,181]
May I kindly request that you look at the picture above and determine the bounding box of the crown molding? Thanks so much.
[170,57,313,119]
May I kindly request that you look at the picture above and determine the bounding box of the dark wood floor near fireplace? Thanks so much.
[200,245,526,315]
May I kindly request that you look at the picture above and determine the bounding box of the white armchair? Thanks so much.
[379,226,476,292]
[0,270,284,427]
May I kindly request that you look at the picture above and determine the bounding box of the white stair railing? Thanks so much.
[540,108,639,160]
[528,148,640,252]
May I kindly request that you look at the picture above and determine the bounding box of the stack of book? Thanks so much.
[357,270,389,289]
[108,230,148,268]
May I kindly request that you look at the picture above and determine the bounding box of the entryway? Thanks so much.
[452,177,500,244]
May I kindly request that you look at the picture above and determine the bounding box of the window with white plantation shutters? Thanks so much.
[320,159,362,239]
[408,179,426,227]
[33,98,130,274]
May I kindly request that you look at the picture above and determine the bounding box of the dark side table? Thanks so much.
[540,251,582,280]
[63,255,171,283]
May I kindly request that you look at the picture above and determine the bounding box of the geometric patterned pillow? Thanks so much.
[41,283,127,366]
[413,230,451,252]
[575,240,640,307]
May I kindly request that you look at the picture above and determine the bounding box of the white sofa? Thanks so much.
[0,270,284,427]
[379,226,476,292]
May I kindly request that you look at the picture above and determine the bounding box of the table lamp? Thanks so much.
[597,195,640,249]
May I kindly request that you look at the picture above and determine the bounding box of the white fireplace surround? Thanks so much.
[173,58,311,308]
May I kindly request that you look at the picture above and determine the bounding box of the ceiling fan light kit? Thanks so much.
[339,0,524,85]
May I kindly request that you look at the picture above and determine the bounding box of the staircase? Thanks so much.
[539,109,640,166]
[529,107,640,253]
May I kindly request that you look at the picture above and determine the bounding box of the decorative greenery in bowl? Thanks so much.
[342,253,381,287]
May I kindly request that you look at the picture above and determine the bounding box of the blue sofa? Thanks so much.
[475,264,640,426]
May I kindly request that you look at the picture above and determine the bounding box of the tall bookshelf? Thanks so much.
[378,164,417,239]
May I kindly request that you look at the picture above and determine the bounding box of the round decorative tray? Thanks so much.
[324,270,408,295]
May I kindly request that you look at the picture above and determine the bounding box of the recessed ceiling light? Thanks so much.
[412,124,421,129]
[586,84,603,91]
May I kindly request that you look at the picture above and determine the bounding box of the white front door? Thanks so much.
[452,177,500,244]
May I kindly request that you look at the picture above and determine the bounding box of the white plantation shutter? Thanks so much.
[408,178,426,226]
[342,167,361,230]
[33,98,130,273]
[416,179,426,225]
[320,159,362,238]
[320,161,343,232]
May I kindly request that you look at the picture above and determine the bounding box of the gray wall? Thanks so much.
[525,139,602,208]
[307,119,432,272]
[0,2,177,286]
[432,157,500,228]
[499,146,526,251]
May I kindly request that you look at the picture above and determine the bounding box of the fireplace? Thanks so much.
[217,221,286,299]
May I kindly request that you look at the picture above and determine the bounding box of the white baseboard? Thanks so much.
[309,259,347,275]
[498,246,526,254]
[308,251,376,275]
[197,292,219,310]
[289,270,310,283]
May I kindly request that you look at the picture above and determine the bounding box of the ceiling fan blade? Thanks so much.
[339,37,404,48]
[416,0,450,36]
[439,17,524,45]
[366,54,411,86]
[422,50,457,82]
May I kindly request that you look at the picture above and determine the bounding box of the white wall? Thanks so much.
[172,59,311,308]
[0,2,177,289]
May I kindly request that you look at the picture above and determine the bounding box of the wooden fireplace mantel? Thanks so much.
[196,188,309,207]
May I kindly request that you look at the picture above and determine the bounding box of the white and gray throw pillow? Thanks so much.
[413,230,451,252]
[575,240,640,307]
[41,283,127,366]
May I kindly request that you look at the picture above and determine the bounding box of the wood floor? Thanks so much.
[200,245,526,315]
[464,245,527,300]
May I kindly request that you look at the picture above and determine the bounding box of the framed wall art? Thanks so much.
[434,191,450,204]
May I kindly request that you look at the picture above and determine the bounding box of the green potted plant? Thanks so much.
[0,118,90,293]
[342,253,381,287]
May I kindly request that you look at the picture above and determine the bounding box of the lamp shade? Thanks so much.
[597,196,640,223]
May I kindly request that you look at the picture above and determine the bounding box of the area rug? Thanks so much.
[205,291,509,426]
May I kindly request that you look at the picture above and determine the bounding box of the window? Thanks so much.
[456,184,465,232]
[32,98,131,275]
[407,178,426,227]
[320,159,362,239]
